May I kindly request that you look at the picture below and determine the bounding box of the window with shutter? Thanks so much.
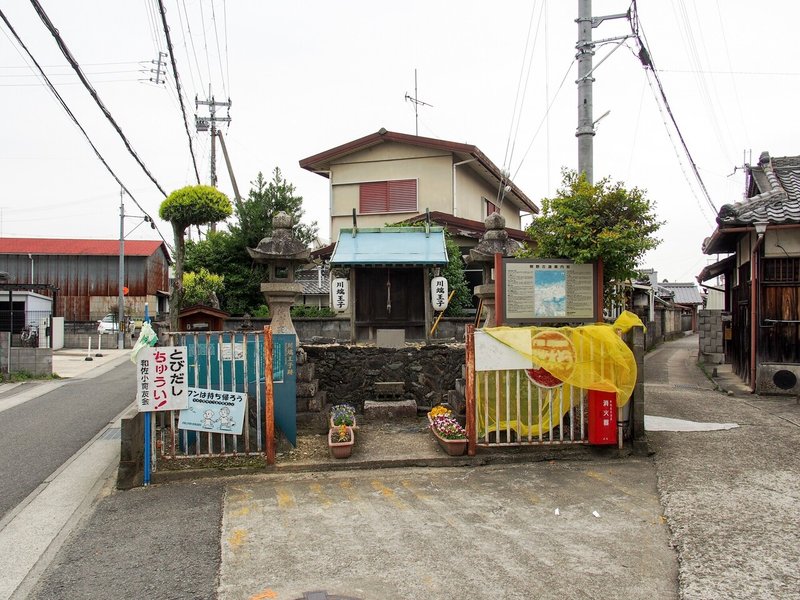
[485,197,499,216]
[359,179,417,214]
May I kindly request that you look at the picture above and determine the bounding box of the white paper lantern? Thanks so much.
[431,276,449,312]
[331,278,349,312]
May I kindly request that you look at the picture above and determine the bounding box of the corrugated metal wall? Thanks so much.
[0,253,169,321]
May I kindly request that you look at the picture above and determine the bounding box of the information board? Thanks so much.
[501,258,597,324]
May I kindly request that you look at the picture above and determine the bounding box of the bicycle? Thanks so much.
[20,323,39,347]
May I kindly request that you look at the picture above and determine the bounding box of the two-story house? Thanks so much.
[300,127,538,242]
[299,128,538,341]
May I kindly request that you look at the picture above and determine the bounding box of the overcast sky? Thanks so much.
[2,1,798,282]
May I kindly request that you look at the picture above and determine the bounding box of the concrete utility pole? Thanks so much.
[195,90,232,188]
[118,188,125,350]
[195,89,231,233]
[575,0,630,184]
[576,0,595,184]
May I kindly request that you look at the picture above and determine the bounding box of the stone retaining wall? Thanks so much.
[303,343,465,410]
[698,309,725,364]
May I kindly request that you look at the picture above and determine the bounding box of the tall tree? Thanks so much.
[229,168,318,248]
[185,168,318,315]
[160,185,232,330]
[521,169,663,305]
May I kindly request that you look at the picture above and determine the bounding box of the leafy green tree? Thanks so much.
[160,185,232,329]
[521,169,663,306]
[183,267,225,308]
[184,168,318,315]
[441,235,472,317]
[185,232,265,315]
[229,168,318,248]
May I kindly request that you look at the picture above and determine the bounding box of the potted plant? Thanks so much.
[330,404,357,429]
[430,414,467,456]
[328,424,355,459]
[427,404,452,425]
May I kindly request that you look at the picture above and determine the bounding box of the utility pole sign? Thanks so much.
[136,346,188,412]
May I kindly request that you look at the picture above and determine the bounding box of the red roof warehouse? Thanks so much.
[0,238,171,321]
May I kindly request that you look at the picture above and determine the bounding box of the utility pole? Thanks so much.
[118,188,125,350]
[196,88,231,232]
[575,0,630,184]
[195,88,232,188]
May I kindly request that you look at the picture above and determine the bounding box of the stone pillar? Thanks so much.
[468,213,522,329]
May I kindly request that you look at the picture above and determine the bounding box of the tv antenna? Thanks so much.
[404,68,432,136]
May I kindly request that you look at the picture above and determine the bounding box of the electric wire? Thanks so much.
[631,4,717,214]
[198,0,213,92]
[512,57,576,183]
[0,7,173,252]
[714,0,750,148]
[498,0,540,206]
[500,0,546,207]
[210,0,227,99]
[28,0,169,198]
[179,0,205,95]
[157,0,201,185]
[643,67,714,227]
[673,0,734,165]
[173,0,199,103]
[223,0,230,98]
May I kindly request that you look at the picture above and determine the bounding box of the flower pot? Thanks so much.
[328,426,355,459]
[431,428,467,456]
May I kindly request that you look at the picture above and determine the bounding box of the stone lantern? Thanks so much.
[247,211,310,342]
[468,213,522,328]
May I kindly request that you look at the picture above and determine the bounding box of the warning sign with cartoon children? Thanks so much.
[177,387,247,435]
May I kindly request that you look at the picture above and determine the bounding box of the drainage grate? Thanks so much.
[100,428,121,441]
[294,592,362,600]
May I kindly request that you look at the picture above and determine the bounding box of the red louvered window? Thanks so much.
[359,179,417,214]
[485,197,499,216]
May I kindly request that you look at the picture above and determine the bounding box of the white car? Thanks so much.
[97,314,135,334]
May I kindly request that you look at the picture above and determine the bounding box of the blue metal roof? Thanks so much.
[330,227,448,266]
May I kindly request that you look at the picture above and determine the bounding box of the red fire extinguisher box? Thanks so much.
[588,390,617,445]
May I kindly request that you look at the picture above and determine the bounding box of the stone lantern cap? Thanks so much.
[247,211,311,264]
[468,213,522,265]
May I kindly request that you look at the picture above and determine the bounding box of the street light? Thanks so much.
[118,189,156,350]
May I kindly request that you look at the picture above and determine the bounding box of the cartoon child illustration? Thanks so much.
[218,406,235,431]
[201,409,216,429]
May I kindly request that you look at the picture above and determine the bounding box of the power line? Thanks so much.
[210,0,227,99]
[631,3,716,214]
[179,0,206,95]
[28,0,169,198]
[0,7,173,253]
[157,0,201,184]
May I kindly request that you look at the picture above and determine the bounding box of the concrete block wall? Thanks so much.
[698,309,725,364]
[0,335,53,376]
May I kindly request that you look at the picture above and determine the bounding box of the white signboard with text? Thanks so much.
[136,346,188,412]
[178,387,246,435]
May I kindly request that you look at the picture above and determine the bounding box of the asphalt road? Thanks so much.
[0,360,136,520]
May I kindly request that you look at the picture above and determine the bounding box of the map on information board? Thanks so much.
[501,258,597,324]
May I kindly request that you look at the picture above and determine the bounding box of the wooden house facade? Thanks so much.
[699,152,800,393]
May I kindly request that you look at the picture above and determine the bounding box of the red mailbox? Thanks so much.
[588,389,617,445]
